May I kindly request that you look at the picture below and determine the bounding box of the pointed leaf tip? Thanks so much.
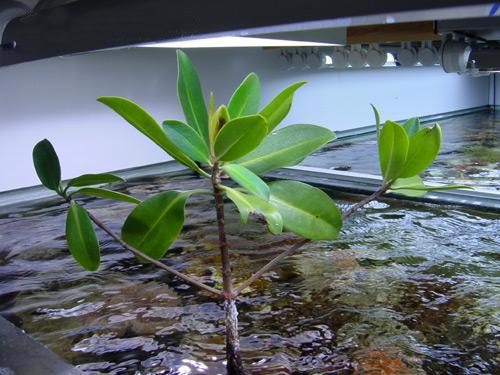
[66,173,124,189]
[399,124,441,178]
[260,81,306,133]
[97,96,203,175]
[72,187,141,205]
[370,104,381,138]
[33,139,61,192]
[177,50,209,142]
[378,121,409,182]
[228,73,261,118]
[401,117,421,137]
[269,180,342,240]
[238,124,336,175]
[66,202,100,271]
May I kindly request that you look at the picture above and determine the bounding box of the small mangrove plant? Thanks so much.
[32,50,467,374]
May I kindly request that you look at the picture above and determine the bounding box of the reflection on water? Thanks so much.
[0,174,499,374]
[302,109,500,192]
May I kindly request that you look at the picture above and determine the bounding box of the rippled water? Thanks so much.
[302,109,500,192]
[0,174,499,374]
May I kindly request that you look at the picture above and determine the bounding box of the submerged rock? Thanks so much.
[353,348,424,374]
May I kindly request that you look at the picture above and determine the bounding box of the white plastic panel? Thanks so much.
[0,47,490,192]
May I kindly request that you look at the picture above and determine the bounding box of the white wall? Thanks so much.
[0,47,490,192]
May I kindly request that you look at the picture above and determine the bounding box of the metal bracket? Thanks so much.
[0,1,30,48]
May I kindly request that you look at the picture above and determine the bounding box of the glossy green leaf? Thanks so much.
[208,92,215,117]
[401,117,420,137]
[228,73,261,118]
[32,139,61,192]
[238,124,336,175]
[214,115,267,161]
[162,120,210,163]
[370,104,381,138]
[399,124,441,178]
[419,184,471,191]
[177,50,209,142]
[390,176,471,197]
[209,105,230,150]
[72,187,141,204]
[97,96,203,174]
[66,201,100,271]
[269,180,342,240]
[121,190,191,262]
[391,187,428,197]
[222,164,269,200]
[389,176,428,197]
[260,81,306,133]
[66,173,124,189]
[224,186,282,234]
[378,121,409,182]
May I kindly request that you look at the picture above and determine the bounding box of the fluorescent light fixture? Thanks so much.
[137,36,338,48]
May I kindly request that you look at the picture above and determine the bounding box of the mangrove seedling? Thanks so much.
[32,50,469,374]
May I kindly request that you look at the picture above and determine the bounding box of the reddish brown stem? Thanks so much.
[340,184,390,220]
[85,209,223,298]
[234,185,390,297]
[211,163,247,375]
[234,238,309,296]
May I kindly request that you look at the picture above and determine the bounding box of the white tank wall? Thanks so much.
[0,47,490,192]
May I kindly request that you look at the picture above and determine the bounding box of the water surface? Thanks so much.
[302,110,500,193]
[0,174,499,374]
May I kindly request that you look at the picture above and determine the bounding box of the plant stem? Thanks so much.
[84,208,223,298]
[234,238,310,296]
[234,185,390,297]
[340,184,390,220]
[211,163,247,375]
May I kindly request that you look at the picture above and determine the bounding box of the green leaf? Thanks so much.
[391,187,428,197]
[208,92,215,117]
[238,124,336,175]
[97,96,203,175]
[209,105,230,149]
[399,124,441,178]
[32,139,61,192]
[378,121,409,182]
[228,73,261,118]
[72,187,141,204]
[401,117,420,137]
[390,176,427,197]
[260,81,306,133]
[121,190,191,262]
[222,164,269,200]
[269,180,342,240]
[420,184,472,191]
[214,115,267,161]
[224,186,282,234]
[66,173,123,189]
[177,50,209,142]
[162,120,210,163]
[370,104,381,138]
[390,176,471,197]
[66,201,100,271]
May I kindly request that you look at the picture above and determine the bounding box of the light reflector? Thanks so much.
[137,36,338,48]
